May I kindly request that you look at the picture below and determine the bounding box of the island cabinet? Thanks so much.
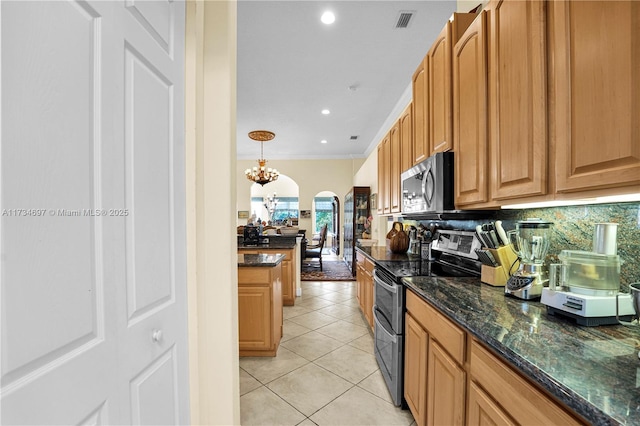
[549,0,640,195]
[355,251,374,329]
[469,341,582,425]
[404,289,466,426]
[453,11,489,207]
[239,247,296,306]
[427,12,476,155]
[487,0,548,202]
[238,262,283,357]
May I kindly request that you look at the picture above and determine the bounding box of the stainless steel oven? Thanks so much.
[372,229,482,408]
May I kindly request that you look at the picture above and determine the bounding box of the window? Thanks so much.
[314,197,334,233]
[251,196,298,225]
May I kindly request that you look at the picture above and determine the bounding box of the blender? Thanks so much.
[505,220,553,300]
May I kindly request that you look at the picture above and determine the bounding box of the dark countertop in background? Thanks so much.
[237,253,285,267]
[237,234,298,249]
[403,276,640,425]
[355,245,418,262]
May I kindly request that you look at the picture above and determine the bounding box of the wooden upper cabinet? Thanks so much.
[488,0,548,201]
[382,134,391,214]
[550,0,640,194]
[389,122,402,213]
[400,103,413,175]
[377,133,391,214]
[376,142,385,214]
[453,11,489,207]
[412,58,429,165]
[428,13,476,155]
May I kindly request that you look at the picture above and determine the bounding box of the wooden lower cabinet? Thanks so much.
[404,313,428,426]
[238,264,283,356]
[356,252,374,329]
[467,381,515,426]
[428,341,465,426]
[405,290,466,426]
[405,289,581,425]
[239,247,296,305]
[469,341,582,425]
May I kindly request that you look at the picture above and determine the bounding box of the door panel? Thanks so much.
[1,1,117,424]
[1,1,188,424]
[124,45,175,325]
[130,347,179,425]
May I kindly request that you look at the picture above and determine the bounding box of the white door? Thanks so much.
[0,1,189,424]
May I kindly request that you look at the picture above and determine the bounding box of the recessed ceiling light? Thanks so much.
[321,140,328,144]
[321,109,330,115]
[321,11,335,25]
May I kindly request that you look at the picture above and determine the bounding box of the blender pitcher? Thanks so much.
[505,220,554,300]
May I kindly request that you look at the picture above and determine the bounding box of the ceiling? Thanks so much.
[237,0,459,161]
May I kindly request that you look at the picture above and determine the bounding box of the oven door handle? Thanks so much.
[373,308,397,343]
[373,272,398,294]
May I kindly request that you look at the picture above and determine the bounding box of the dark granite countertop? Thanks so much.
[237,235,298,250]
[403,276,640,425]
[237,253,285,267]
[356,245,419,262]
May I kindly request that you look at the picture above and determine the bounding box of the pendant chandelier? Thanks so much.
[245,130,279,186]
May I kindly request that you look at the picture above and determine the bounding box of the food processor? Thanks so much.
[541,223,634,326]
[505,220,553,300]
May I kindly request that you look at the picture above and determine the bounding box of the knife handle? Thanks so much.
[495,220,510,246]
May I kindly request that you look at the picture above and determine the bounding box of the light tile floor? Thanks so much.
[240,278,416,426]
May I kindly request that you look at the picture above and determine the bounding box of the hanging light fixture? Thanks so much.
[244,130,279,186]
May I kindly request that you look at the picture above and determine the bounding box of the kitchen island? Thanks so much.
[238,235,301,306]
[237,253,285,357]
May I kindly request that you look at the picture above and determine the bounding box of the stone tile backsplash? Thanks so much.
[404,202,640,289]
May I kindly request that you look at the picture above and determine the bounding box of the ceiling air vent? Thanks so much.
[350,136,358,141]
[395,11,415,29]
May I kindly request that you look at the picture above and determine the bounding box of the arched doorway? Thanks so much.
[249,175,300,227]
[313,191,340,256]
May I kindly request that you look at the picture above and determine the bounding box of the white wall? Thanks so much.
[186,1,239,424]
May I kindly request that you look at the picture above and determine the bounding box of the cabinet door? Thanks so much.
[238,285,272,350]
[377,141,386,214]
[428,21,453,154]
[427,340,466,426]
[453,11,489,207]
[381,134,391,214]
[390,122,401,213]
[412,58,429,165]
[467,382,515,426]
[400,104,413,174]
[280,259,293,305]
[488,0,547,200]
[363,267,374,329]
[404,313,428,426]
[551,0,640,193]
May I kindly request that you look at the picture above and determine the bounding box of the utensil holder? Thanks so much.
[480,245,520,287]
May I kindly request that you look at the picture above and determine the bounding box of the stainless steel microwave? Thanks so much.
[401,152,455,214]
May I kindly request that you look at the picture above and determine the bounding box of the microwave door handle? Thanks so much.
[422,166,435,209]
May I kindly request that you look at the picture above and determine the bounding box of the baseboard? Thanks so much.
[296,288,302,296]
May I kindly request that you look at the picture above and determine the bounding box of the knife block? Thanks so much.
[480,245,520,287]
